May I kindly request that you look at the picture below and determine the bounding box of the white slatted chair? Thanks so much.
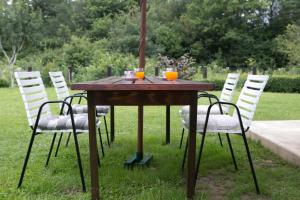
[181,75,269,194]
[49,71,111,148]
[15,71,103,192]
[179,73,240,148]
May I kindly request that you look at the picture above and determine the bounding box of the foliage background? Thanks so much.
[0,0,299,87]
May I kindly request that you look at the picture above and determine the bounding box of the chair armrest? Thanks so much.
[33,100,75,132]
[198,93,223,113]
[207,102,246,132]
[73,92,87,104]
[62,94,88,114]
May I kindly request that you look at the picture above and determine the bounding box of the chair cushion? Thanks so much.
[72,104,110,115]
[180,105,225,116]
[38,114,98,131]
[182,114,241,133]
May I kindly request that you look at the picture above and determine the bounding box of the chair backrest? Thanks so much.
[49,71,70,101]
[49,71,70,113]
[219,73,240,113]
[15,71,51,127]
[234,75,269,129]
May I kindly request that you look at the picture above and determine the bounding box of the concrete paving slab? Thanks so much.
[249,121,300,167]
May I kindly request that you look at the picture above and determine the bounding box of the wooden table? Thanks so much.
[71,77,214,199]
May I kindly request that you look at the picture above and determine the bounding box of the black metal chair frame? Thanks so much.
[64,92,110,148]
[17,100,101,192]
[52,94,106,159]
[179,92,224,149]
[181,96,260,194]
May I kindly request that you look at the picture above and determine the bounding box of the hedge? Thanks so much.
[0,79,9,88]
[208,77,300,93]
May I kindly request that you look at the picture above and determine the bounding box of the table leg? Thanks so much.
[87,93,100,200]
[137,105,143,160]
[110,106,115,143]
[166,105,170,144]
[187,97,197,198]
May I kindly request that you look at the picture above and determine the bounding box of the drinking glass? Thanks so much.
[124,70,136,81]
[165,68,178,81]
[135,68,145,79]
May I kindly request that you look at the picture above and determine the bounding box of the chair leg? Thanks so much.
[65,132,71,147]
[54,133,63,157]
[98,128,105,157]
[104,116,110,147]
[179,128,185,149]
[97,145,101,167]
[195,131,207,184]
[73,133,86,192]
[181,137,189,173]
[45,133,57,166]
[218,133,223,147]
[226,134,238,170]
[18,131,36,188]
[241,132,260,194]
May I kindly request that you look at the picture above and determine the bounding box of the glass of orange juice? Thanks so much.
[135,68,145,79]
[165,68,178,81]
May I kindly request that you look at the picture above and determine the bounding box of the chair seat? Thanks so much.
[38,114,99,131]
[180,105,226,116]
[182,114,241,133]
[72,104,110,115]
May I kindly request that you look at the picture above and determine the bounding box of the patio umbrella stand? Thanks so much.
[124,154,153,168]
[124,0,153,168]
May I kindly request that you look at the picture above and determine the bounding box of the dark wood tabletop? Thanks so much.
[71,76,215,91]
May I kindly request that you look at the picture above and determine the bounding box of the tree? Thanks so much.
[0,0,42,87]
[180,0,271,68]
[276,24,300,66]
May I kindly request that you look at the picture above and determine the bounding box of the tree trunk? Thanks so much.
[9,64,15,88]
[0,39,23,88]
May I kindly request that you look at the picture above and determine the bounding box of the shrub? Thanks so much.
[208,76,300,93]
[265,77,300,93]
[0,79,9,88]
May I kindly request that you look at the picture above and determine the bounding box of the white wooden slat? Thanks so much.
[49,71,63,77]
[240,117,251,127]
[28,107,50,119]
[237,100,256,112]
[52,76,65,83]
[26,98,48,110]
[239,94,257,104]
[220,96,231,102]
[228,73,240,79]
[243,88,261,97]
[221,90,231,97]
[19,78,43,87]
[15,71,41,79]
[56,86,69,94]
[226,79,236,85]
[239,109,254,119]
[248,75,269,82]
[224,84,235,90]
[21,85,44,95]
[24,92,47,102]
[246,81,266,90]
[54,81,67,88]
[29,112,51,126]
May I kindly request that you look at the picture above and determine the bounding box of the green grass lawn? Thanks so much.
[0,88,300,200]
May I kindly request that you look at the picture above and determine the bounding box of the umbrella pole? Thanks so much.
[124,0,152,168]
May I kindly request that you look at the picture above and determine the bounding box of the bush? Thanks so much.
[208,76,300,93]
[265,77,300,93]
[0,79,9,88]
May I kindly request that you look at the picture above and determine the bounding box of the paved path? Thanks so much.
[249,121,300,167]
